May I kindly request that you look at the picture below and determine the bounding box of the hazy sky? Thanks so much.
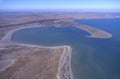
[0,0,120,10]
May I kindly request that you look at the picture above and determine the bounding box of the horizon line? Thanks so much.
[1,9,120,12]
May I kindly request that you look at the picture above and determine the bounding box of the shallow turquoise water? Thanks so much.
[12,18,120,79]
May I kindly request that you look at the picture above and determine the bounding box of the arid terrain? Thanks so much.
[0,45,64,79]
[0,11,120,79]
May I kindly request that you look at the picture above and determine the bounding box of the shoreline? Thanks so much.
[0,26,73,79]
[70,19,112,38]
[0,19,112,79]
[57,46,73,79]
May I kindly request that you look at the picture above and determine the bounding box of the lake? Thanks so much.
[12,18,120,79]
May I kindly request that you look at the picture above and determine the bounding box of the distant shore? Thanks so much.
[70,19,112,38]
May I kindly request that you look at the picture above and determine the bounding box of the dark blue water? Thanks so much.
[12,19,120,79]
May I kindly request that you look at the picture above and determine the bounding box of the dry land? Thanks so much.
[0,45,64,79]
[0,11,120,79]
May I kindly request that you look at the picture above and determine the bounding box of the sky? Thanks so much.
[0,0,120,11]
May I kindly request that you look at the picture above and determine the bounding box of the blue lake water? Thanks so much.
[12,18,120,79]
